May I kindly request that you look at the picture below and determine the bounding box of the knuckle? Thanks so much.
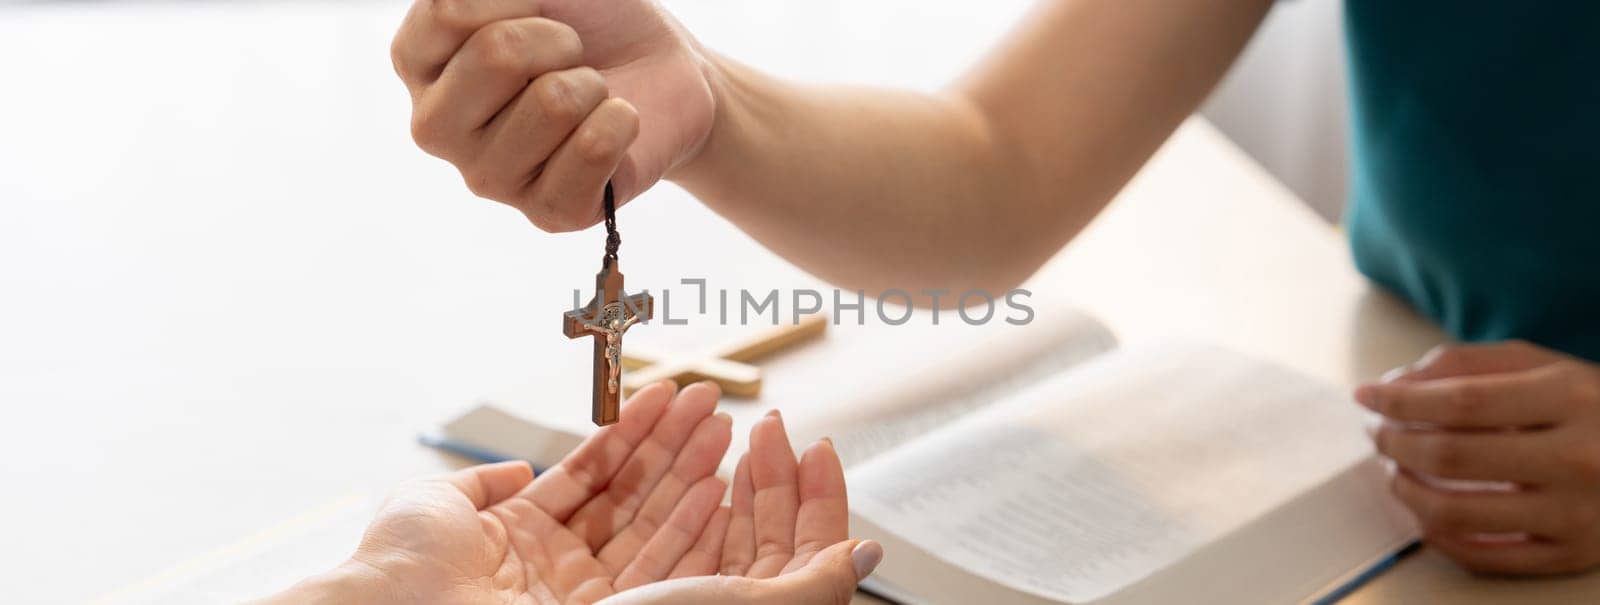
[409,109,450,156]
[1559,442,1600,484]
[521,200,580,233]
[1448,384,1487,422]
[1424,438,1466,476]
[577,127,620,164]
[474,21,531,73]
[388,35,411,77]
[427,0,475,32]
[754,542,791,563]
[459,166,502,200]
[580,102,636,164]
[561,460,599,492]
[570,66,609,96]
[534,74,588,124]
[528,17,584,60]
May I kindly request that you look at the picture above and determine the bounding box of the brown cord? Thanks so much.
[603,181,621,261]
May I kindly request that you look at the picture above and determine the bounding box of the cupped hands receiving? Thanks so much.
[261,381,881,605]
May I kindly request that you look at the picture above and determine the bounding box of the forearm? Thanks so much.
[673,57,1026,296]
[671,0,1273,296]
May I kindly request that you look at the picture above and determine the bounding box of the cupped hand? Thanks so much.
[1357,341,1600,575]
[344,381,733,603]
[601,410,883,605]
[391,0,716,232]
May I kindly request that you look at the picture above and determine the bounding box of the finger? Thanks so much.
[765,540,882,605]
[1379,341,1561,384]
[520,380,676,521]
[444,460,536,510]
[596,410,733,569]
[720,454,756,576]
[462,67,609,201]
[391,0,552,89]
[1356,365,1578,429]
[783,438,849,573]
[1390,470,1563,536]
[669,506,730,579]
[613,476,728,590]
[518,96,640,233]
[1374,424,1559,483]
[410,18,584,158]
[568,381,722,550]
[745,410,801,579]
[1424,533,1588,576]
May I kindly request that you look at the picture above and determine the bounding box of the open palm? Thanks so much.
[352,381,733,604]
[602,410,867,605]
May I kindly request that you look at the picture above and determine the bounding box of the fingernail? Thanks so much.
[821,437,834,448]
[1379,366,1409,384]
[694,379,721,394]
[851,540,883,579]
[765,409,782,420]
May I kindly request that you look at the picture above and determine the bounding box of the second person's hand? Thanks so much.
[391,0,715,231]
[1358,341,1600,575]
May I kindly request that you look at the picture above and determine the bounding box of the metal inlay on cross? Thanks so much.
[621,313,828,397]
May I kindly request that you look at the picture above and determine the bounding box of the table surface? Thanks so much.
[1,1,1595,603]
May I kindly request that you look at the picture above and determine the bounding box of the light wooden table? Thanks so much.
[0,2,1594,603]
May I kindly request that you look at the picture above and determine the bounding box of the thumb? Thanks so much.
[763,540,884,605]
[597,540,884,605]
[442,460,535,510]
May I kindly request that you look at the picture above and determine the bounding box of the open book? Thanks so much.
[433,308,1418,604]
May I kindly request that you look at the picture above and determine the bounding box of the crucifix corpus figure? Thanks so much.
[562,183,653,426]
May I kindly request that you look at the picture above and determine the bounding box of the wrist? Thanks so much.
[667,47,765,195]
[254,558,415,605]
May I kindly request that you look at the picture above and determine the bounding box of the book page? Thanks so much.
[849,343,1376,603]
[786,308,1117,468]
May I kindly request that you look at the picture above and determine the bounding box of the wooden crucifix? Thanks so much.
[564,256,653,425]
[562,183,651,426]
[619,313,826,398]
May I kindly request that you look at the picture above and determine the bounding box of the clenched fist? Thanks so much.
[391,0,715,231]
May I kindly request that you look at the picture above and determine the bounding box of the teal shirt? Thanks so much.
[1343,2,1600,361]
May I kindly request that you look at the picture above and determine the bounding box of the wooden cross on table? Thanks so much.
[563,256,653,426]
[620,313,827,398]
